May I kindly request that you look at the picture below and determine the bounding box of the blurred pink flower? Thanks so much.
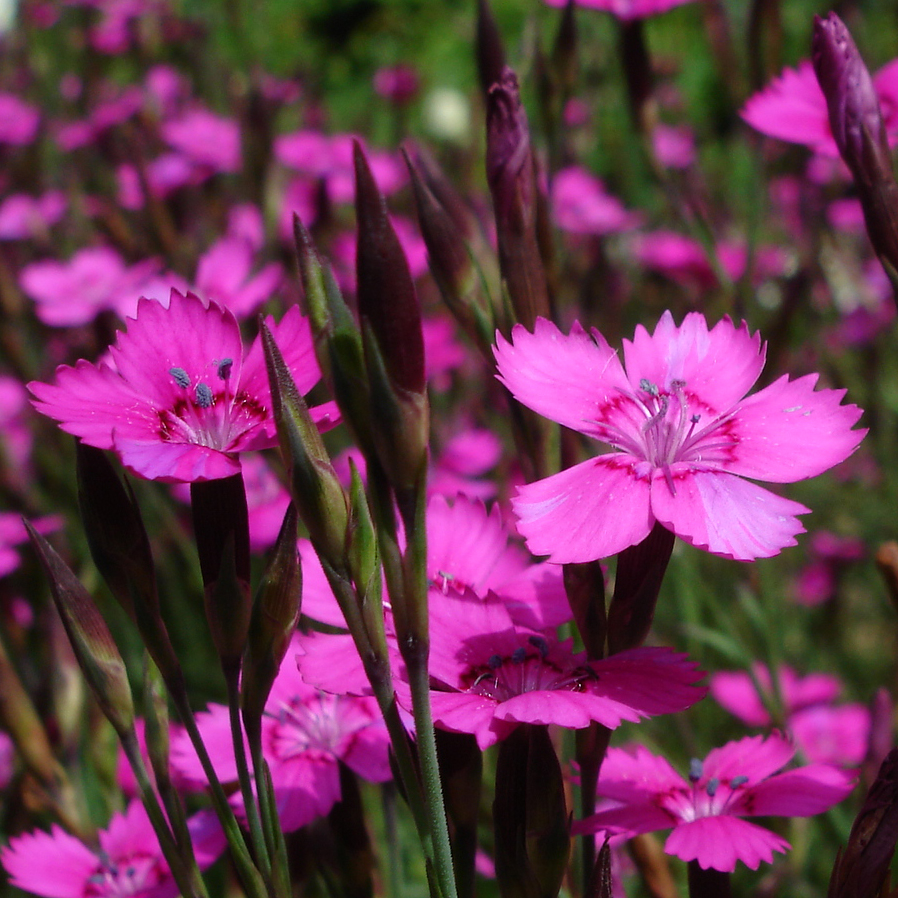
[0,514,62,578]
[171,634,391,832]
[652,123,696,169]
[423,589,706,749]
[551,166,640,235]
[742,59,898,157]
[1,800,224,898]
[494,312,865,562]
[161,108,242,173]
[542,0,695,19]
[631,230,790,289]
[710,664,870,767]
[0,93,40,146]
[793,531,865,606]
[28,290,330,482]
[429,426,503,501]
[274,131,404,203]
[374,64,420,105]
[576,734,854,871]
[20,246,161,326]
[0,192,66,241]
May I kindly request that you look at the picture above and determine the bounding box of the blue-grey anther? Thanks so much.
[706,777,720,797]
[169,366,190,388]
[639,378,659,396]
[217,358,233,380]
[730,775,749,788]
[528,635,549,658]
[488,654,504,669]
[511,647,527,664]
[195,383,214,408]
[689,758,703,782]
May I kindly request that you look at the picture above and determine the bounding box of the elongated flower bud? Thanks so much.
[262,322,350,569]
[26,522,134,737]
[486,68,551,331]
[813,12,898,289]
[354,141,429,493]
[242,503,301,746]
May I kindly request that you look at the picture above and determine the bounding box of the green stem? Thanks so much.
[169,689,269,898]
[225,671,273,883]
[119,729,209,898]
[405,657,458,898]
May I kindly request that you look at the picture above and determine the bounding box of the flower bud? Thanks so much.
[476,0,507,99]
[486,68,551,331]
[26,522,134,738]
[242,503,301,745]
[354,140,425,398]
[829,747,898,898]
[493,724,570,898]
[262,322,350,569]
[813,12,898,290]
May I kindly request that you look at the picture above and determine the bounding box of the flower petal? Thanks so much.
[735,765,855,817]
[650,469,808,560]
[665,815,789,871]
[494,317,631,436]
[622,312,765,413]
[1,826,99,898]
[513,455,654,562]
[727,374,865,483]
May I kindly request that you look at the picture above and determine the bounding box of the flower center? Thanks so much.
[462,636,597,702]
[267,692,373,763]
[662,759,751,823]
[157,359,266,450]
[594,378,739,493]
[85,853,161,897]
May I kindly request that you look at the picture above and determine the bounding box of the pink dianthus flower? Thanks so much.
[28,290,331,482]
[1,800,224,898]
[494,312,865,562]
[575,734,854,871]
[423,589,706,749]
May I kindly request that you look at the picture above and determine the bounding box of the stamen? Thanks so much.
[639,378,659,397]
[195,383,214,408]
[528,635,549,658]
[705,777,720,797]
[730,775,749,788]
[488,654,503,669]
[217,358,233,380]
[689,758,703,782]
[511,647,527,664]
[169,367,190,388]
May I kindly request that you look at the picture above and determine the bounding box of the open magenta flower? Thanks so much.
[542,0,696,21]
[1,800,225,898]
[422,589,706,749]
[575,734,854,871]
[28,289,331,482]
[494,312,865,562]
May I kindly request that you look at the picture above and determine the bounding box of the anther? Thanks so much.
[217,358,233,380]
[195,383,214,408]
[706,777,720,797]
[730,775,749,788]
[511,647,527,664]
[639,378,659,396]
[689,758,703,782]
[488,654,504,670]
[528,635,549,658]
[169,367,190,388]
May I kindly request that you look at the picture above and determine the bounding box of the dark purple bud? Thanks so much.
[812,12,888,179]
[353,140,425,396]
[829,748,898,898]
[476,0,507,99]
[813,12,898,296]
[486,68,551,329]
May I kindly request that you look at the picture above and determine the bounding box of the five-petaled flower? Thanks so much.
[28,289,334,482]
[494,312,865,562]
[574,733,854,872]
